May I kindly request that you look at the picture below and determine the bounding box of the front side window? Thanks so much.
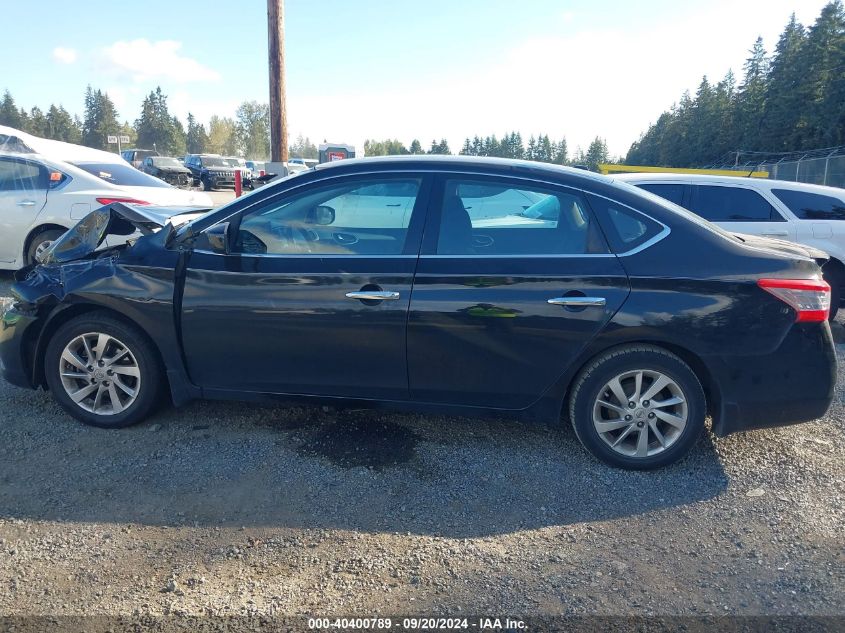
[771,188,845,220]
[0,159,45,191]
[436,179,607,255]
[689,185,783,222]
[231,177,422,256]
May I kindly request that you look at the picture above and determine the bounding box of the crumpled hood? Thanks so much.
[38,203,209,265]
[156,165,191,174]
[734,232,829,264]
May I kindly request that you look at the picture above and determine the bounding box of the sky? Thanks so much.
[0,0,833,158]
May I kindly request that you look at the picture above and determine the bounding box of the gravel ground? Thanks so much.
[0,271,843,625]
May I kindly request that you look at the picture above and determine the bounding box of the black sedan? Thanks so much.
[139,156,192,188]
[0,157,836,469]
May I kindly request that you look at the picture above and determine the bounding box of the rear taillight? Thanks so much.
[757,278,830,322]
[95,197,150,206]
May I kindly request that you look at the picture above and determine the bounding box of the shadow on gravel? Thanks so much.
[0,379,731,536]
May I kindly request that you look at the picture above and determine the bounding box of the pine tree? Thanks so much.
[0,90,25,129]
[186,113,209,154]
[735,37,769,151]
[82,86,120,150]
[409,139,424,154]
[46,105,82,143]
[135,87,183,155]
[584,137,609,171]
[761,14,807,149]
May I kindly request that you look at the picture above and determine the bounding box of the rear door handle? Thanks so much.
[16,200,37,207]
[345,291,400,301]
[547,297,606,307]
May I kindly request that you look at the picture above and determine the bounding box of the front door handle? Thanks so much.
[345,290,401,301]
[547,297,606,307]
[17,200,37,207]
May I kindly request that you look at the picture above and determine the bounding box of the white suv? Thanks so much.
[616,173,845,313]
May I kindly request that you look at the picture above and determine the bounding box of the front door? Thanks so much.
[407,175,630,409]
[0,157,48,263]
[181,174,431,399]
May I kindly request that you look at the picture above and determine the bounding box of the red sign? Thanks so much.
[328,151,346,162]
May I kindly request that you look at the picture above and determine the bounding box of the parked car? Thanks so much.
[140,156,192,188]
[120,148,158,169]
[246,160,266,176]
[616,173,845,317]
[0,141,212,268]
[0,156,835,469]
[184,154,237,190]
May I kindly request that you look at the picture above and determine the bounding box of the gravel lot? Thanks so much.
[0,270,843,625]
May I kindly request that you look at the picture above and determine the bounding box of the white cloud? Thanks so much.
[98,39,221,84]
[52,47,77,64]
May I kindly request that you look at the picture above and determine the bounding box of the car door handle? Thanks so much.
[345,291,401,301]
[761,232,789,237]
[547,297,606,307]
[16,200,37,207]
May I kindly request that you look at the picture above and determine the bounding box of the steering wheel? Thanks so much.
[280,223,317,253]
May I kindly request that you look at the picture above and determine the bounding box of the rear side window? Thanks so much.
[771,188,845,220]
[0,159,45,191]
[71,162,170,188]
[435,179,608,256]
[636,183,685,205]
[689,185,783,222]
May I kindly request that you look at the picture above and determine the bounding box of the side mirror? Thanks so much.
[306,205,336,226]
[206,222,230,254]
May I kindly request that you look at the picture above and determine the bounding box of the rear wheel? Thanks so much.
[202,176,213,191]
[44,313,163,428]
[25,228,65,266]
[568,345,706,470]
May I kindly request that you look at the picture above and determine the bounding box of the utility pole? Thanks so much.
[267,0,288,163]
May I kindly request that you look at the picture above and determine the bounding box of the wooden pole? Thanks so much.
[267,0,288,163]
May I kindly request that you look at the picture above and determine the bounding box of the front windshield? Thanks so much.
[153,157,182,168]
[204,157,228,167]
[224,158,244,167]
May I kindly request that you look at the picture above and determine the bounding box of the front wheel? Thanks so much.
[44,313,163,428]
[568,345,706,470]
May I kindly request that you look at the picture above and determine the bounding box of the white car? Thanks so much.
[0,127,213,269]
[615,172,845,313]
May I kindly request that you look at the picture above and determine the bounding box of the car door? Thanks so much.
[407,174,631,409]
[688,183,796,242]
[180,173,432,398]
[0,157,48,263]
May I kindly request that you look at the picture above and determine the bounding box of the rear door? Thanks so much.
[688,183,796,242]
[0,157,48,263]
[407,174,631,409]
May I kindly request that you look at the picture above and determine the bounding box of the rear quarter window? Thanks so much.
[587,193,665,253]
[635,182,685,205]
[771,188,845,220]
[689,185,783,222]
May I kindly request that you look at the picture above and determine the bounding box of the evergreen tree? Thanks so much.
[289,134,318,159]
[584,137,609,171]
[46,105,82,143]
[27,107,49,137]
[761,14,807,149]
[409,139,424,154]
[428,138,450,154]
[734,37,770,150]
[186,113,209,154]
[82,86,120,150]
[0,90,25,129]
[135,87,183,155]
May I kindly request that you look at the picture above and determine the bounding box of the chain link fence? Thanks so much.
[727,153,845,189]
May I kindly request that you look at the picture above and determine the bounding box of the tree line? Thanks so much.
[0,85,320,160]
[627,1,845,167]
[2,83,612,169]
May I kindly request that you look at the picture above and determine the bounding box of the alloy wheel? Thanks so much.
[58,332,142,415]
[592,369,688,458]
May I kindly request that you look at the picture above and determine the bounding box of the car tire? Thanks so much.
[202,177,213,191]
[822,263,842,321]
[568,344,706,470]
[25,228,65,266]
[44,312,164,429]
